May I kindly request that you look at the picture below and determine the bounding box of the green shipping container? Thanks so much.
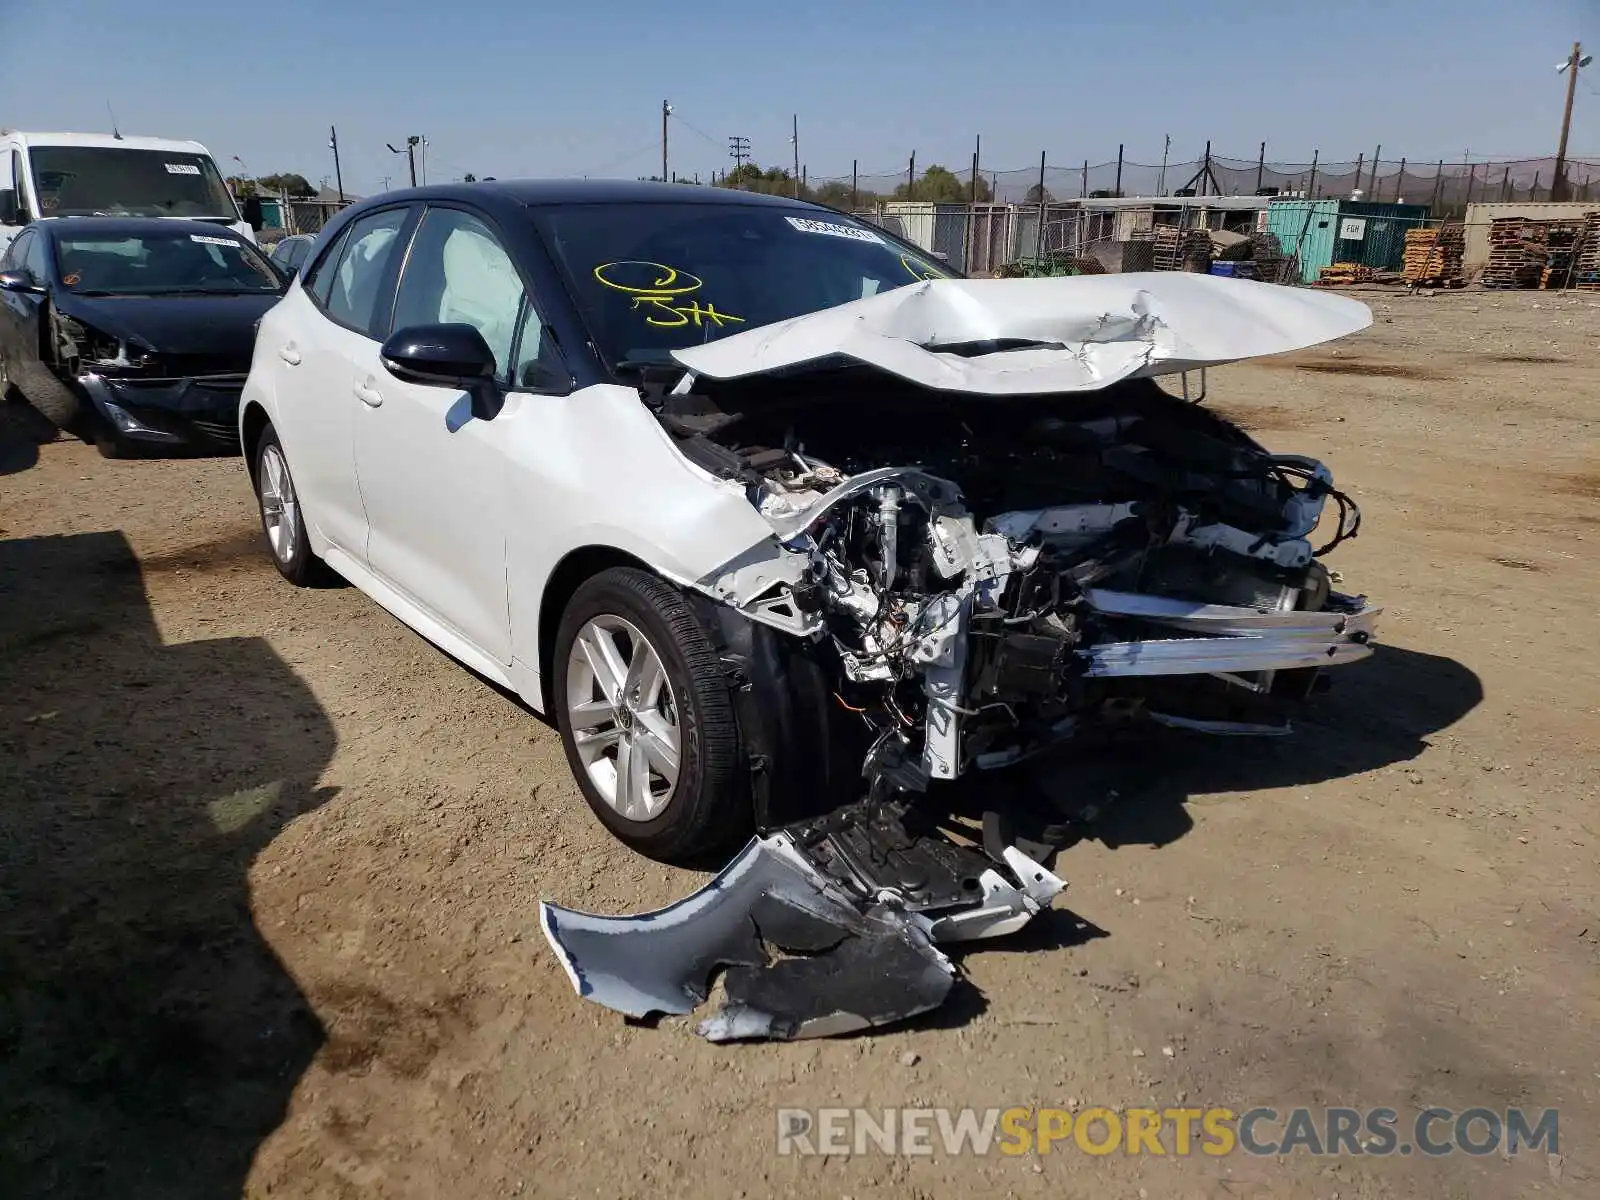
[1267,199,1430,282]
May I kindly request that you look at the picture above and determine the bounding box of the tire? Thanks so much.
[553,567,746,862]
[252,424,322,585]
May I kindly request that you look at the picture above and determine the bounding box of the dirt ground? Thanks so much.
[2,288,1597,1199]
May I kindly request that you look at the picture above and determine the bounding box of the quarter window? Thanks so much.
[21,230,48,281]
[392,208,528,382]
[323,208,408,337]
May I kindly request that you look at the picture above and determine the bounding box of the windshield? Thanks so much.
[536,203,954,372]
[29,146,239,220]
[53,229,282,296]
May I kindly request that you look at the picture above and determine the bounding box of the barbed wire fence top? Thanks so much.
[798,152,1600,206]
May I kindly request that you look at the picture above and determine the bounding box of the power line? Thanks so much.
[671,110,722,147]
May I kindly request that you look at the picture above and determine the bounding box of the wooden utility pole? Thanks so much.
[791,115,800,197]
[1114,143,1124,196]
[329,125,345,203]
[661,100,670,184]
[907,150,916,200]
[1256,141,1266,194]
[1553,42,1586,200]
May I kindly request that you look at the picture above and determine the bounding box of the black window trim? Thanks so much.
[303,202,418,341]
[390,199,573,395]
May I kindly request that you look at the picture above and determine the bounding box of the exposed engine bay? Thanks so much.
[540,276,1381,1042]
[671,370,1377,790]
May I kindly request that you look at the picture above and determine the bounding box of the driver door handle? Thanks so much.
[354,382,383,408]
[278,345,301,366]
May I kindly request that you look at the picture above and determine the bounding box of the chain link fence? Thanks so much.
[805,152,1600,210]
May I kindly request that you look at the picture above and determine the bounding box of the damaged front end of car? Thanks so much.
[541,274,1382,1039]
[39,307,253,450]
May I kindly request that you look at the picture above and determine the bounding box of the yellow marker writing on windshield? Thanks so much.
[901,254,942,281]
[594,260,744,329]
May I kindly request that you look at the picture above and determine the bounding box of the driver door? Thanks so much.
[352,205,539,666]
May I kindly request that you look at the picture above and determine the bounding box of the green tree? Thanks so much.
[257,172,316,198]
[892,165,993,203]
[226,176,258,199]
[1023,183,1056,205]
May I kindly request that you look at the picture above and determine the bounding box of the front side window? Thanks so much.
[50,229,281,296]
[392,208,529,382]
[536,203,953,373]
[1,228,32,272]
[23,231,48,281]
[323,209,408,337]
[28,146,238,220]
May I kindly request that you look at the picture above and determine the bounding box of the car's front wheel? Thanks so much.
[252,425,321,585]
[553,567,746,862]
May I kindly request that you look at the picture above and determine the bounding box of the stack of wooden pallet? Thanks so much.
[1250,230,1286,283]
[1482,218,1547,289]
[1403,225,1464,287]
[1315,262,1376,286]
[1539,221,1584,289]
[1575,211,1600,291]
[1152,226,1211,272]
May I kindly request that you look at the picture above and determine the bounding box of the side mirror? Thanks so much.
[0,269,39,293]
[380,323,500,418]
[381,323,497,385]
[0,190,21,226]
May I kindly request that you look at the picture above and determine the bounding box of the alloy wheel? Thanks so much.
[564,615,683,821]
[258,443,299,565]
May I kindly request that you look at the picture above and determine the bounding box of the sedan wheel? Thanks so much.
[566,615,682,821]
[553,567,746,862]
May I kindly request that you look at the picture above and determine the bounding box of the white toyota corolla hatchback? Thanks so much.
[240,180,1379,862]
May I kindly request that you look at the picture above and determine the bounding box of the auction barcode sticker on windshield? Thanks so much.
[190,234,237,246]
[165,162,202,175]
[785,216,883,244]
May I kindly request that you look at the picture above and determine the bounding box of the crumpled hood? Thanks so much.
[671,273,1372,395]
[58,293,280,360]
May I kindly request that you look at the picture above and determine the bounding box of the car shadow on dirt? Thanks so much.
[0,398,58,476]
[1023,644,1483,850]
[0,531,337,1200]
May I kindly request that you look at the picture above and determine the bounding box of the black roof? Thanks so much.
[32,216,251,241]
[364,179,828,211]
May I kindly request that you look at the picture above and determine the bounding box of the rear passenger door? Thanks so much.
[275,206,413,562]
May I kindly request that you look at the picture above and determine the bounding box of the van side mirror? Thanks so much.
[0,190,23,226]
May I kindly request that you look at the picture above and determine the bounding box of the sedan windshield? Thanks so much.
[53,229,283,296]
[536,203,954,372]
[30,147,239,220]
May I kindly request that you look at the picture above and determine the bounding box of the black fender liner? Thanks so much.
[688,595,866,832]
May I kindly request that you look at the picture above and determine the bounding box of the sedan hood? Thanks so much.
[671,273,1372,395]
[58,293,281,360]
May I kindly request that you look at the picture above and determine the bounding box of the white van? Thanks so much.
[0,130,252,260]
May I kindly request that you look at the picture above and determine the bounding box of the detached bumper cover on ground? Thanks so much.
[540,823,1065,1041]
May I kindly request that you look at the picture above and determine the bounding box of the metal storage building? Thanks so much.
[1266,199,1430,282]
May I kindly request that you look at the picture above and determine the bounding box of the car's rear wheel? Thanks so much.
[553,567,746,862]
[253,425,321,585]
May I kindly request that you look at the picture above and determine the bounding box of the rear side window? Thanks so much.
[323,209,408,338]
[305,228,350,304]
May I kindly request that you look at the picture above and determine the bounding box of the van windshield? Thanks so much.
[29,147,239,220]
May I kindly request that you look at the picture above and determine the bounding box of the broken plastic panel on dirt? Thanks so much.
[540,805,1065,1042]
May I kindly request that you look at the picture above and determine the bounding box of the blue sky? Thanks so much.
[2,0,1597,195]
